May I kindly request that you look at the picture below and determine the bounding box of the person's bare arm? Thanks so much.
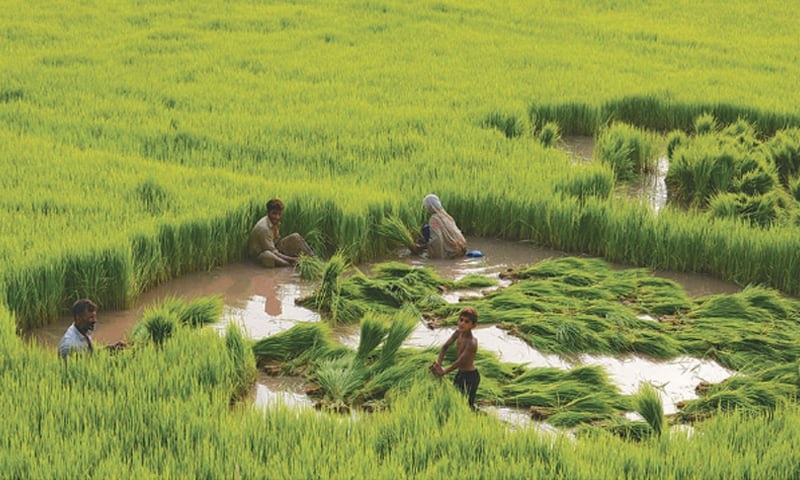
[275,251,299,266]
[436,331,459,366]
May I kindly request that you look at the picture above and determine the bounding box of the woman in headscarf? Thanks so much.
[421,194,467,259]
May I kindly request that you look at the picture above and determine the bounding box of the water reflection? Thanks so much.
[251,373,314,410]
[561,135,670,213]
[27,236,741,423]
[577,354,735,415]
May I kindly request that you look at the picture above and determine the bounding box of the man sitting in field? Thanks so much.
[247,198,314,268]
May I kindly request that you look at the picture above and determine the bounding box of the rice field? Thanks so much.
[4,0,800,476]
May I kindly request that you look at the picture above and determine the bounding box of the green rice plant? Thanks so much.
[312,251,351,323]
[451,274,497,289]
[133,178,170,215]
[691,293,761,322]
[374,306,419,372]
[763,128,800,187]
[789,175,800,201]
[314,355,367,405]
[179,295,223,327]
[721,117,761,151]
[584,418,654,442]
[356,313,389,362]
[297,254,325,281]
[130,307,179,346]
[224,322,256,401]
[679,376,796,420]
[694,112,719,135]
[376,215,417,250]
[665,138,739,208]
[537,121,562,148]
[634,382,665,436]
[594,122,659,181]
[666,129,690,159]
[480,111,526,139]
[252,322,334,362]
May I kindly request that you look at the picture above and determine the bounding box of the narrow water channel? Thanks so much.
[28,237,741,423]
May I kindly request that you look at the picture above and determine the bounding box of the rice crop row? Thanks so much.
[4,0,800,329]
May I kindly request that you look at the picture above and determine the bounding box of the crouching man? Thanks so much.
[247,198,314,268]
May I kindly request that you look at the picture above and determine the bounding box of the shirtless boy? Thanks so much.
[431,306,480,410]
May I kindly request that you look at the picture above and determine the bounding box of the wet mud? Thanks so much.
[28,236,741,424]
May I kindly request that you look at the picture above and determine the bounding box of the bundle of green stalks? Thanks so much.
[501,366,631,427]
[677,376,797,422]
[633,382,665,436]
[301,252,366,324]
[252,322,335,364]
[296,254,325,281]
[130,295,224,345]
[665,116,798,229]
[312,307,420,409]
[300,261,448,322]
[594,122,659,181]
[377,216,418,250]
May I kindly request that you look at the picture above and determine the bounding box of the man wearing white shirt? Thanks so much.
[58,299,125,360]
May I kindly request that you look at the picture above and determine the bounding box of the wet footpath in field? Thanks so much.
[29,237,741,424]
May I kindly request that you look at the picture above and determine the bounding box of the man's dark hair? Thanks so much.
[266,198,284,213]
[72,298,97,318]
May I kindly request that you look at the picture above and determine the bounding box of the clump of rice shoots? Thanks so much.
[131,307,179,346]
[314,355,366,406]
[690,294,752,320]
[179,295,223,327]
[312,251,352,323]
[356,313,389,362]
[451,274,497,289]
[594,122,659,181]
[502,366,629,426]
[586,418,654,442]
[297,254,325,281]
[694,112,718,135]
[764,128,800,187]
[225,322,256,400]
[252,322,334,362]
[346,262,446,310]
[537,121,561,148]
[678,376,795,421]
[377,215,417,250]
[374,306,419,371]
[666,129,689,159]
[634,382,665,436]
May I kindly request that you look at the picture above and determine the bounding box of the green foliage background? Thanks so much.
[3,0,800,324]
[3,1,800,476]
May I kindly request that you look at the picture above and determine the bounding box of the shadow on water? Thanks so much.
[28,237,740,426]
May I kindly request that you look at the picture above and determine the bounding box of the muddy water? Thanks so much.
[561,135,670,213]
[28,237,741,423]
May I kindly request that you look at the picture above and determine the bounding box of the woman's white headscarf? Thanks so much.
[423,194,444,214]
[422,194,466,257]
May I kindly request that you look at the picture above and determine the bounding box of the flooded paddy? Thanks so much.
[29,237,741,423]
[561,135,670,213]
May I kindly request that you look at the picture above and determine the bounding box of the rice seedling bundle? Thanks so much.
[594,122,659,181]
[251,322,334,361]
[7,0,800,475]
[633,382,665,436]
